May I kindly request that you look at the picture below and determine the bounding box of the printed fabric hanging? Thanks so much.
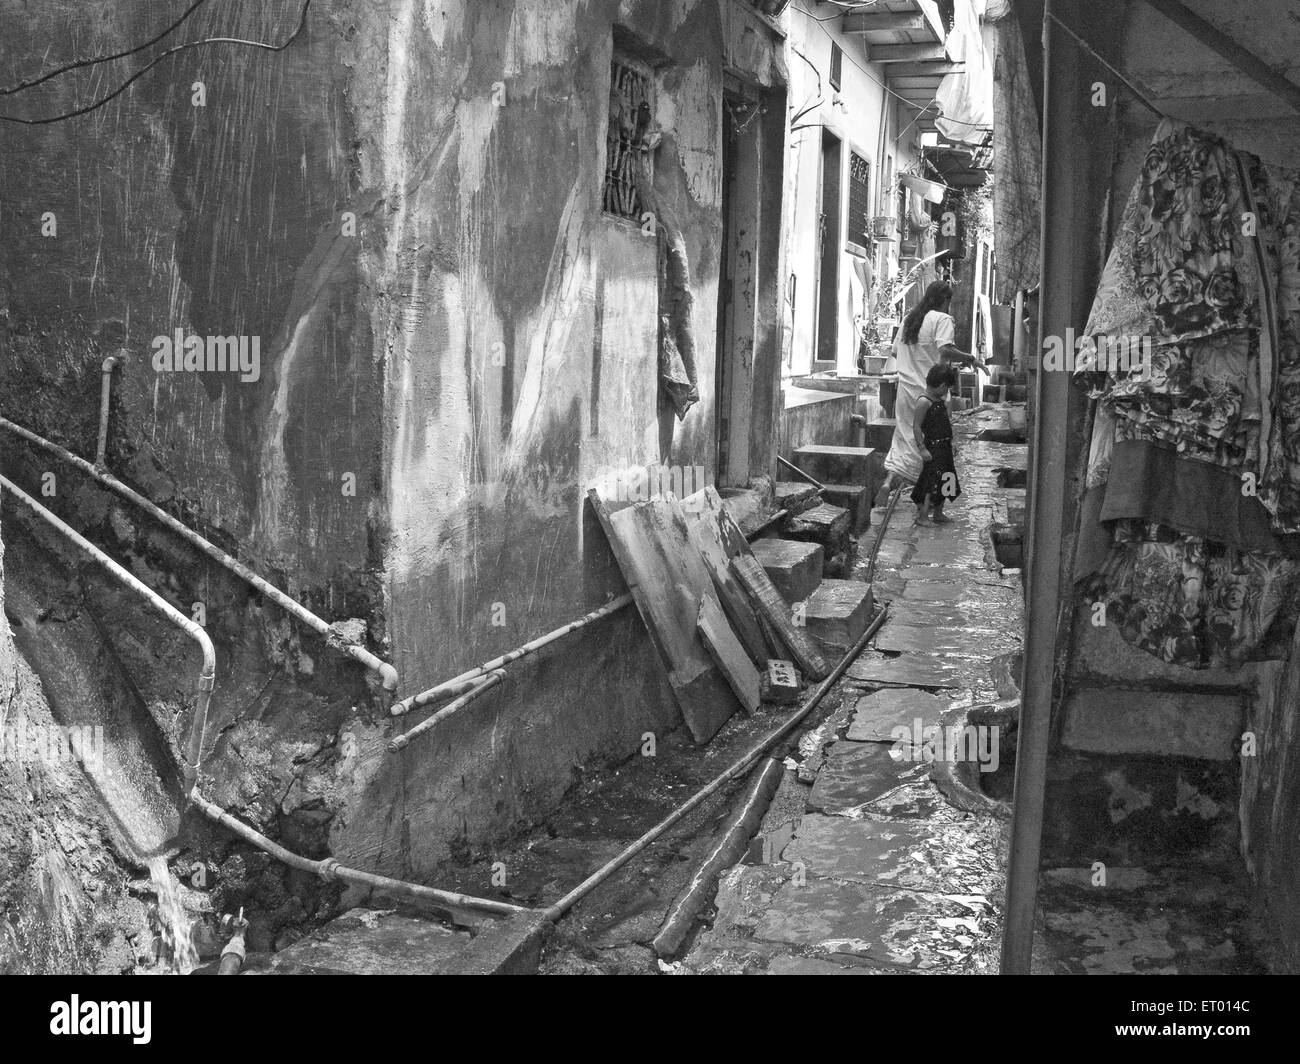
[1073,119,1300,668]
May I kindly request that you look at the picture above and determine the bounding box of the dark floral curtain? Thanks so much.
[1074,120,1300,668]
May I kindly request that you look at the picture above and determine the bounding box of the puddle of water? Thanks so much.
[146,857,198,975]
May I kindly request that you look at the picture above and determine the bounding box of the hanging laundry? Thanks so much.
[1074,119,1300,668]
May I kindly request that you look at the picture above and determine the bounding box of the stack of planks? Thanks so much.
[588,481,832,745]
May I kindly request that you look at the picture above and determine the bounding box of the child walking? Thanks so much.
[911,364,961,525]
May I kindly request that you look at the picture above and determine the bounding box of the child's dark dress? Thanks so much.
[910,398,961,505]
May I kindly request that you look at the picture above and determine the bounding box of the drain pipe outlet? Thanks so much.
[218,910,249,975]
[849,412,869,449]
[0,475,217,795]
[95,355,121,470]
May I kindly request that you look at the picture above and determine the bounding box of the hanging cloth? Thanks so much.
[1073,119,1300,668]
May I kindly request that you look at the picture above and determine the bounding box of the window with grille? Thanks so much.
[604,58,654,221]
[848,151,871,248]
[829,43,843,92]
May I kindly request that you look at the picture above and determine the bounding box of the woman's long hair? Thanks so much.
[900,280,954,345]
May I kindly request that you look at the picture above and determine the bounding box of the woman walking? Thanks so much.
[883,280,985,490]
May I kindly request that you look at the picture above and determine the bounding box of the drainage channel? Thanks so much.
[4,417,893,973]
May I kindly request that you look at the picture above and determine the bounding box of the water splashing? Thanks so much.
[147,857,198,974]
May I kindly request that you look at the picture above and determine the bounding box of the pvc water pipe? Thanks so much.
[218,910,248,975]
[849,411,869,449]
[0,474,216,793]
[541,603,890,923]
[391,594,634,717]
[190,793,531,918]
[0,416,397,702]
[388,670,505,752]
[95,355,120,470]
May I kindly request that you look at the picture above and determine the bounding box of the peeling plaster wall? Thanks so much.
[0,0,377,593]
[346,0,742,873]
[0,0,784,877]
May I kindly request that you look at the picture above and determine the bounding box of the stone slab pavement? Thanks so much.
[678,408,1026,975]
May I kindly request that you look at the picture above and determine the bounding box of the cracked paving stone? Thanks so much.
[806,740,920,814]
[846,688,956,741]
[847,653,965,687]
[748,877,995,972]
[885,601,1003,628]
[784,814,1003,896]
[900,579,1017,604]
[874,624,1018,657]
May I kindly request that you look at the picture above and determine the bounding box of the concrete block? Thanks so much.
[1061,688,1243,761]
[820,482,869,534]
[761,659,801,703]
[793,444,878,488]
[785,502,850,543]
[863,418,896,451]
[803,579,873,651]
[441,911,554,975]
[750,537,823,603]
[774,481,820,516]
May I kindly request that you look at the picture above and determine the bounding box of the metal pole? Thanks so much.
[777,454,825,491]
[1000,0,1075,975]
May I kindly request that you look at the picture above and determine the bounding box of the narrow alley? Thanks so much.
[0,0,1295,1043]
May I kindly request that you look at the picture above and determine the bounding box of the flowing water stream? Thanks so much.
[147,856,198,974]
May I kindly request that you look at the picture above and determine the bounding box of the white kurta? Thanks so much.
[884,310,956,484]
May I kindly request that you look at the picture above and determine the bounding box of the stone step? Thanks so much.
[1060,688,1243,761]
[819,483,869,535]
[803,578,874,652]
[783,504,853,578]
[863,419,896,451]
[749,537,823,604]
[793,444,879,486]
[774,480,820,516]
[784,502,850,542]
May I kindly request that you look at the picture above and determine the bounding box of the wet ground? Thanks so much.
[674,406,1026,974]
[203,404,1274,975]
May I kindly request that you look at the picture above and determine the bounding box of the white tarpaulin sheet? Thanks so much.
[936,0,994,144]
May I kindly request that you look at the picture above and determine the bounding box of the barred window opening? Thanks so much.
[604,58,655,221]
[848,151,872,249]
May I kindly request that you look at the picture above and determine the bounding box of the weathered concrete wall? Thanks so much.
[335,0,758,873]
[778,388,858,460]
[0,0,786,879]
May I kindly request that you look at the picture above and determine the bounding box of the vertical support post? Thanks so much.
[1000,0,1079,975]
